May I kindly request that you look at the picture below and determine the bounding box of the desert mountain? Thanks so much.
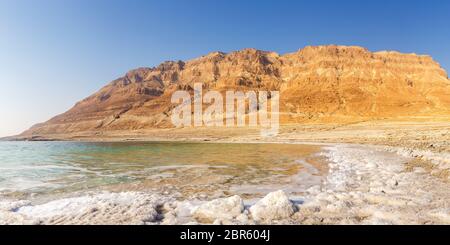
[21,45,450,137]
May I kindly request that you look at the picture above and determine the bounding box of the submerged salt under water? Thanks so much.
[0,141,324,200]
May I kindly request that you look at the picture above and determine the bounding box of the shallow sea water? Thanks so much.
[0,141,325,200]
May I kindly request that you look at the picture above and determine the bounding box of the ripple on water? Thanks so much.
[0,141,324,200]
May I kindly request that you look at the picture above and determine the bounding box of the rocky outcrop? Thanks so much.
[192,195,245,222]
[249,190,296,221]
[20,45,450,138]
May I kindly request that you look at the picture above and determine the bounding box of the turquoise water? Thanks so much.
[0,141,321,199]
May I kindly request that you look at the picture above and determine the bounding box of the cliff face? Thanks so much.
[22,45,450,136]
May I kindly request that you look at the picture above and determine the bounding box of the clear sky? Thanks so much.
[1,0,449,137]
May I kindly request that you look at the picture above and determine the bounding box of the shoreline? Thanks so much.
[1,142,449,225]
[11,120,449,182]
[1,121,449,224]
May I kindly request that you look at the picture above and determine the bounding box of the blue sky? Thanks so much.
[1,0,449,136]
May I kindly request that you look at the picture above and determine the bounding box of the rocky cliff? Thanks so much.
[21,45,450,137]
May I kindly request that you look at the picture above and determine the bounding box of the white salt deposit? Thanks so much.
[0,192,172,225]
[192,195,244,222]
[295,144,450,224]
[1,144,449,225]
[249,190,295,222]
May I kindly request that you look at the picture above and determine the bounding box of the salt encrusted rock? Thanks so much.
[249,190,295,221]
[0,200,40,225]
[192,195,244,222]
[0,192,167,225]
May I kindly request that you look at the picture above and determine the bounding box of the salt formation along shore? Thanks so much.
[1,143,448,225]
